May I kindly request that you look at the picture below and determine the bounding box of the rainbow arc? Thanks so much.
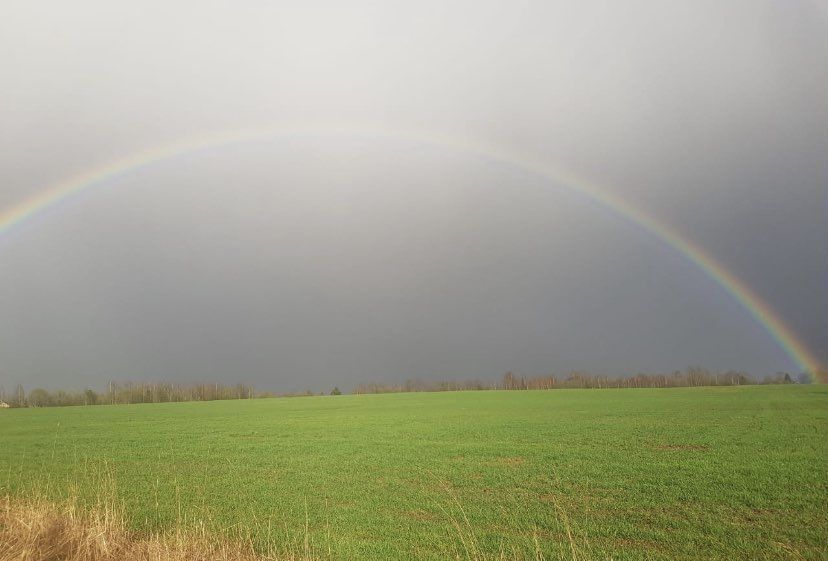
[0,126,821,376]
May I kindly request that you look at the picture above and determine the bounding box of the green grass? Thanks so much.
[1,386,826,560]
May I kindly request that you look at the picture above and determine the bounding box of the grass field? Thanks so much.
[1,386,826,560]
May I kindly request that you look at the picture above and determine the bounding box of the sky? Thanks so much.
[1,0,826,392]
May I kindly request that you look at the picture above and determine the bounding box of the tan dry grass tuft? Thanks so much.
[0,495,305,561]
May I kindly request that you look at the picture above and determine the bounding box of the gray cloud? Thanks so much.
[1,0,825,391]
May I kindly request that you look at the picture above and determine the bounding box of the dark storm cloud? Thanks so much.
[1,0,825,391]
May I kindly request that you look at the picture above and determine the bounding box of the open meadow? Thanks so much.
[1,385,826,560]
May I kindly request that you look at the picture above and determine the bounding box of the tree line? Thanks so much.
[352,367,813,394]
[0,381,256,408]
[0,367,816,407]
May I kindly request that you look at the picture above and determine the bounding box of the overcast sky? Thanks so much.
[1,0,826,392]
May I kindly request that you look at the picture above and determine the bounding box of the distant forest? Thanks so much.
[0,367,815,408]
[353,368,812,394]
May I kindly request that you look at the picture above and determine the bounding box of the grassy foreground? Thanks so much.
[1,386,826,560]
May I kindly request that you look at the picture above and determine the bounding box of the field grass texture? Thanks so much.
[1,386,826,560]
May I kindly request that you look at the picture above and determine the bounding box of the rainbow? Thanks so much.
[0,125,821,376]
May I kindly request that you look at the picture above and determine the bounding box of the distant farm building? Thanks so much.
[0,401,9,408]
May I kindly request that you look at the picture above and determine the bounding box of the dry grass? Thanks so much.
[0,486,599,561]
[0,494,306,561]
